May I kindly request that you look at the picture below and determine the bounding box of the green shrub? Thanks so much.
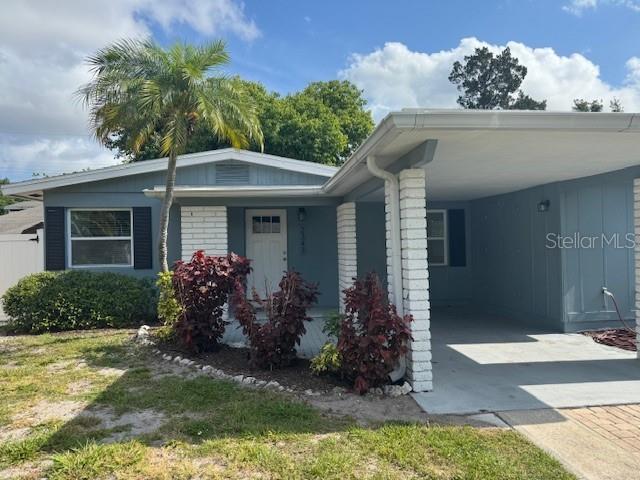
[322,311,344,339]
[156,271,182,326]
[310,342,341,375]
[2,270,157,333]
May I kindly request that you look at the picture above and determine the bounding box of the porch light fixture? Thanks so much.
[537,200,550,213]
[297,207,307,222]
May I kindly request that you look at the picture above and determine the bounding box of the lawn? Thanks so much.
[0,330,574,479]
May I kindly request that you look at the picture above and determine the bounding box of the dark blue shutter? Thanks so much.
[45,207,65,271]
[447,209,466,267]
[133,207,152,270]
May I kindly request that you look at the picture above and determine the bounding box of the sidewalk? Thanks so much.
[499,405,640,480]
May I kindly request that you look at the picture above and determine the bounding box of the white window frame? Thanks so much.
[67,208,134,268]
[427,209,448,267]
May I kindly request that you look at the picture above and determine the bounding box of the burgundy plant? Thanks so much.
[173,250,251,352]
[232,271,319,369]
[338,272,412,394]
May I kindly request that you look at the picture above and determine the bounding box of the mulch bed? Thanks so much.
[582,328,637,352]
[160,342,351,394]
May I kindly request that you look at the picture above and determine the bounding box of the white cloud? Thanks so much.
[340,37,640,120]
[563,0,640,15]
[563,0,599,15]
[0,136,116,179]
[0,0,259,181]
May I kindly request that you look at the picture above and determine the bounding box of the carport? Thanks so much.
[327,109,640,397]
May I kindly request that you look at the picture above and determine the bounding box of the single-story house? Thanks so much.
[3,109,640,393]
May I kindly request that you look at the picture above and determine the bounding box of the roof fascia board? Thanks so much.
[143,185,333,198]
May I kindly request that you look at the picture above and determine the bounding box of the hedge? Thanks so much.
[1,270,157,333]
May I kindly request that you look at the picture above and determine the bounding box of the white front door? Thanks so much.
[245,209,287,298]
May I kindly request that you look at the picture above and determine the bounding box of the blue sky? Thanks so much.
[211,0,639,94]
[1,0,639,182]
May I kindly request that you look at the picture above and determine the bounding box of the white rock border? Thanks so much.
[134,325,412,397]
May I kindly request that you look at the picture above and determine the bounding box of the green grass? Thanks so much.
[0,330,575,479]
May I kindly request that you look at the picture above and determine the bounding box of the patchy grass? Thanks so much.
[0,330,575,479]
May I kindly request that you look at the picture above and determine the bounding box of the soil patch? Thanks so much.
[161,343,350,394]
[0,460,52,480]
[46,359,76,373]
[86,407,166,442]
[66,379,94,395]
[13,400,86,426]
[0,426,32,443]
[582,328,637,352]
[305,392,496,428]
[95,366,127,377]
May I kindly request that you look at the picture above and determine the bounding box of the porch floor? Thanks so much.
[413,307,640,415]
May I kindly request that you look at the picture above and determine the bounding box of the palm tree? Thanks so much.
[78,39,263,271]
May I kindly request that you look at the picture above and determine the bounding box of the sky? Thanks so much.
[1,0,640,182]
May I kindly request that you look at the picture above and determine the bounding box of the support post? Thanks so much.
[398,169,432,392]
[337,202,357,312]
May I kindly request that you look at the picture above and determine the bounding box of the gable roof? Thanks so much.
[1,148,338,198]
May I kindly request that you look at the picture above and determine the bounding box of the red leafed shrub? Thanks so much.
[173,250,251,352]
[338,272,412,394]
[232,271,319,369]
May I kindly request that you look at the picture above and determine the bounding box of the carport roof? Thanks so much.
[325,109,640,201]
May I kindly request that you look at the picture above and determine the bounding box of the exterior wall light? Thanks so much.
[537,200,550,213]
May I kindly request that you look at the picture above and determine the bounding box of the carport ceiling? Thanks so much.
[344,111,640,202]
[416,129,640,201]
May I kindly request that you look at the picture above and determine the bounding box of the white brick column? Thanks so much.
[181,206,228,260]
[384,183,395,305]
[634,179,640,358]
[337,202,357,313]
[399,169,432,392]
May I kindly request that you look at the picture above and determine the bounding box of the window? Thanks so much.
[68,209,133,267]
[251,215,281,234]
[427,210,448,266]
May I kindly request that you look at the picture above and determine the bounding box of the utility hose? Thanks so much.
[602,287,636,333]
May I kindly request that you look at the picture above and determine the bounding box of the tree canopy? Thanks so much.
[572,98,624,112]
[572,98,604,112]
[79,39,263,271]
[0,178,16,214]
[106,79,374,166]
[449,47,546,110]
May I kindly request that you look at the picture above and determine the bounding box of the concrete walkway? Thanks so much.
[413,309,640,414]
[500,406,640,480]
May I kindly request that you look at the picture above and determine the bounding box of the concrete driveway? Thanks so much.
[412,308,640,415]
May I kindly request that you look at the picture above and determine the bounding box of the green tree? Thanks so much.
[572,98,604,112]
[449,47,546,110]
[510,91,547,111]
[79,39,263,271]
[106,79,373,166]
[0,178,16,215]
[610,97,624,112]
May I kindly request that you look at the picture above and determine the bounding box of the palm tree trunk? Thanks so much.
[158,151,178,272]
